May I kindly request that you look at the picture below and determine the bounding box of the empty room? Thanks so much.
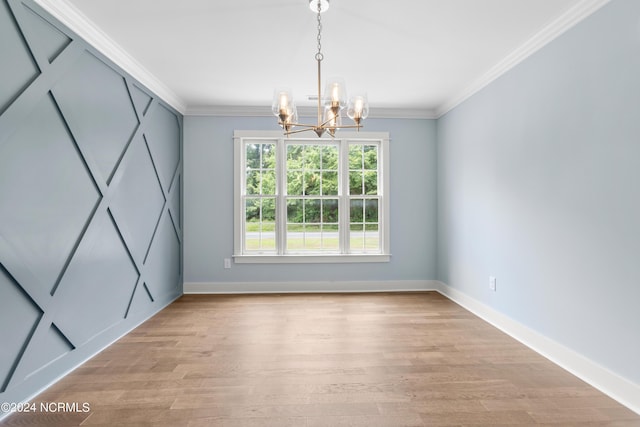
[1,0,639,425]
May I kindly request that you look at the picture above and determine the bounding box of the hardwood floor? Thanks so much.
[3,292,639,426]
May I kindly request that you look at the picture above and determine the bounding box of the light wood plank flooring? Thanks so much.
[3,292,639,426]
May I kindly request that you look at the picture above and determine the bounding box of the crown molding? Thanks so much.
[32,0,187,114]
[185,105,438,119]
[435,0,612,118]
[32,0,610,120]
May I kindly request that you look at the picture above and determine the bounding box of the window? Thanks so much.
[234,131,389,263]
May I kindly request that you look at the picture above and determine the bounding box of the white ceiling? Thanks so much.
[35,0,610,117]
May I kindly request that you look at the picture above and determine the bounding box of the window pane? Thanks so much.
[246,144,261,169]
[349,145,362,170]
[365,199,378,222]
[287,171,303,195]
[245,170,260,195]
[364,171,377,195]
[304,224,322,249]
[286,224,339,252]
[286,224,303,250]
[365,223,380,251]
[321,227,339,250]
[260,226,276,250]
[304,199,321,224]
[262,222,276,232]
[324,224,338,233]
[304,145,321,169]
[322,171,338,195]
[350,199,364,222]
[287,144,303,163]
[349,224,365,251]
[245,198,260,222]
[363,145,377,170]
[305,199,321,223]
[245,227,275,251]
[262,144,276,168]
[322,146,338,170]
[349,171,363,195]
[263,198,276,221]
[245,197,276,251]
[322,199,338,223]
[245,233,259,250]
[262,170,276,194]
[287,198,303,224]
[304,172,320,195]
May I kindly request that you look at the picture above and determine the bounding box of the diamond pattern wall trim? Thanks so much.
[0,0,183,407]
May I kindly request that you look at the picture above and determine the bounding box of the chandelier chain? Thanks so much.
[315,1,323,61]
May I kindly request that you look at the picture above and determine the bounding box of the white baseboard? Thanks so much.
[184,280,439,294]
[435,281,640,416]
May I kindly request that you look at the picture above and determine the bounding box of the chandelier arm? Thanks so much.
[284,122,319,128]
[285,126,323,136]
[327,124,361,129]
[319,116,337,127]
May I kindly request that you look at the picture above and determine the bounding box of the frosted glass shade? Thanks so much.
[347,95,369,123]
[323,78,347,109]
[272,89,294,117]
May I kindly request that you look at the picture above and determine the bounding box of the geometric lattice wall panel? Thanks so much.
[0,0,182,408]
[0,1,39,114]
[126,282,154,320]
[0,95,101,295]
[144,214,180,301]
[18,324,73,382]
[169,174,181,231]
[0,267,42,392]
[110,135,165,263]
[53,214,140,346]
[53,51,138,185]
[130,84,152,118]
[145,104,180,191]
[20,4,71,64]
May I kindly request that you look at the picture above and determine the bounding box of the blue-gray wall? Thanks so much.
[184,116,437,287]
[3,0,635,412]
[0,0,183,406]
[437,0,640,385]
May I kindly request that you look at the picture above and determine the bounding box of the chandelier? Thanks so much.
[272,0,369,137]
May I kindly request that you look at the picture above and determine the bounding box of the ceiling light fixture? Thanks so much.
[272,0,369,137]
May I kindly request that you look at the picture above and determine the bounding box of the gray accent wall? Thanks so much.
[437,0,640,385]
[184,116,437,286]
[0,0,182,406]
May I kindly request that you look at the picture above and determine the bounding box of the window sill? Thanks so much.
[233,254,391,264]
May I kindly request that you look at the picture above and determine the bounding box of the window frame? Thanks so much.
[233,130,390,263]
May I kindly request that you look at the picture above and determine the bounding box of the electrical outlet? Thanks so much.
[489,276,496,291]
[224,258,231,269]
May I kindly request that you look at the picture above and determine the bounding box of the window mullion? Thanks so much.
[339,138,350,254]
[276,137,287,255]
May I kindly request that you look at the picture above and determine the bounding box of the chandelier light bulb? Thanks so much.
[347,94,369,126]
[324,78,347,109]
[272,89,291,116]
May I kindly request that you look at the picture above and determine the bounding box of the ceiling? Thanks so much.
[35,0,610,117]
